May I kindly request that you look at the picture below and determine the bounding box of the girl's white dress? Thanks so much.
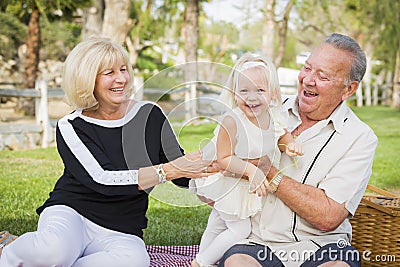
[192,106,286,221]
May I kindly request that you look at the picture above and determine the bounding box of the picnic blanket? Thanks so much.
[146,245,199,267]
[1,231,199,267]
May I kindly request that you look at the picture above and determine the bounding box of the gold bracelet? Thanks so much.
[269,172,284,193]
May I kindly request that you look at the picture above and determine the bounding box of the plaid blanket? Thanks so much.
[146,245,199,267]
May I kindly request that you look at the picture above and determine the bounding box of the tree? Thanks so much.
[261,0,294,67]
[125,0,155,67]
[274,0,294,67]
[81,0,104,40]
[0,12,27,60]
[262,0,275,59]
[5,0,91,89]
[199,20,238,80]
[102,0,131,44]
[2,0,90,115]
[296,0,400,107]
[183,0,199,119]
[363,0,400,107]
[24,5,40,89]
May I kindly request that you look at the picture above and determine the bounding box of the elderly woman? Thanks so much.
[0,37,216,267]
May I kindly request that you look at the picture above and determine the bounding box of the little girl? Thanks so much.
[191,53,303,267]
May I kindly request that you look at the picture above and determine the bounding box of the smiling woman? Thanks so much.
[62,38,135,113]
[0,36,216,267]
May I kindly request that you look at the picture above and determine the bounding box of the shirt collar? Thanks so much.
[326,100,349,134]
[283,96,348,134]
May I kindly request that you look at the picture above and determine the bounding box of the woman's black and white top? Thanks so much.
[37,101,188,238]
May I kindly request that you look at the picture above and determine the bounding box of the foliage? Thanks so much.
[237,20,263,53]
[137,49,173,73]
[4,0,91,24]
[360,0,400,71]
[278,30,299,69]
[199,20,239,65]
[0,12,27,59]
[129,1,164,42]
[40,20,81,61]
[295,0,399,74]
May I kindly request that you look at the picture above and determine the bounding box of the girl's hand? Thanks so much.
[248,167,268,196]
[285,142,304,157]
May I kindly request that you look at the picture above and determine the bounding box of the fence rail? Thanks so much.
[0,79,298,150]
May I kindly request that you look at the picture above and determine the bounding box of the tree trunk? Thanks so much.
[392,44,400,108]
[102,0,131,44]
[184,0,199,119]
[125,36,141,67]
[19,6,40,116]
[364,56,372,106]
[24,7,40,89]
[363,43,374,106]
[356,82,363,107]
[382,70,393,106]
[262,0,275,59]
[274,0,293,67]
[81,0,104,41]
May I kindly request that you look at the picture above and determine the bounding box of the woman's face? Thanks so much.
[94,61,130,109]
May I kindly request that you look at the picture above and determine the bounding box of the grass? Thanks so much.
[0,106,399,245]
[351,106,400,190]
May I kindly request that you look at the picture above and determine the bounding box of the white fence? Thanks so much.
[0,79,297,150]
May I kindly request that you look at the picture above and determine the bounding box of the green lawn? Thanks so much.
[0,106,399,245]
[351,106,400,190]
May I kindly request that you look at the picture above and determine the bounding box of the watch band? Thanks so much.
[156,164,167,183]
[269,172,284,193]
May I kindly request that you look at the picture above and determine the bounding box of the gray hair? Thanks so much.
[324,33,367,83]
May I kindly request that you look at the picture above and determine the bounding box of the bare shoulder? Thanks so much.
[220,114,237,133]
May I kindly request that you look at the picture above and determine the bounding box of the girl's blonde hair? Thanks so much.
[62,36,134,110]
[220,53,282,109]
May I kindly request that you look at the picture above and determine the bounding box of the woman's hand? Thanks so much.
[163,151,220,180]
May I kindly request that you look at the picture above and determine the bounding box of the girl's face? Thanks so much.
[235,68,271,124]
[94,61,130,110]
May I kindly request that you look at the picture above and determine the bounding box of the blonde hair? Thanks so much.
[220,53,281,109]
[62,36,134,109]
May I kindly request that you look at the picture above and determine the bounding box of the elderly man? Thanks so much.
[219,33,378,267]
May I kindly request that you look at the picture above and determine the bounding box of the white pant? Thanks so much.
[196,208,251,266]
[0,205,150,267]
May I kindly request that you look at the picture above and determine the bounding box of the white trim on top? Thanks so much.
[57,103,154,185]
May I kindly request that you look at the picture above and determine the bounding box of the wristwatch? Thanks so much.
[269,172,284,193]
[156,164,167,183]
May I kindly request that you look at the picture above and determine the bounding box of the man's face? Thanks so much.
[297,43,356,121]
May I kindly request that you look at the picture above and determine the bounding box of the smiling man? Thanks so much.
[219,33,378,267]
